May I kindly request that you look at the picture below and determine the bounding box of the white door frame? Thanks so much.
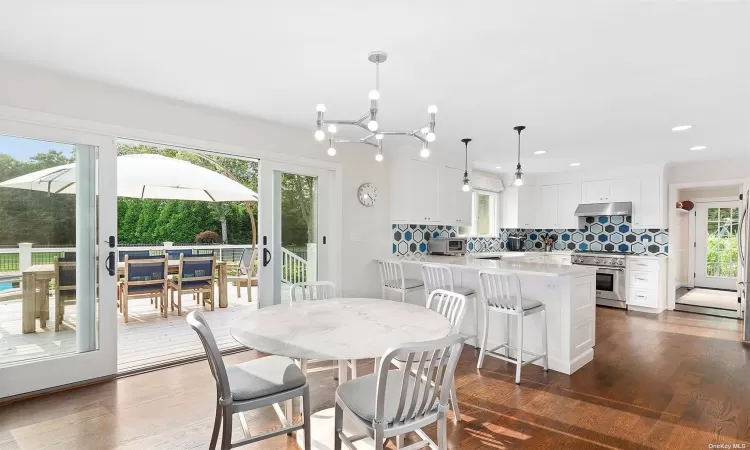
[257,159,342,309]
[667,179,749,311]
[692,200,741,290]
[0,119,118,399]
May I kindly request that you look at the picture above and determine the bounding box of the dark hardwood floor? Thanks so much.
[1,307,748,449]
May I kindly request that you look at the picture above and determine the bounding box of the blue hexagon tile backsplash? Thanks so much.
[392,215,668,257]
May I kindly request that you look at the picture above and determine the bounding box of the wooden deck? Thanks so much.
[0,284,291,372]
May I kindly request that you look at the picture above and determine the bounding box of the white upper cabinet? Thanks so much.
[538,182,581,229]
[390,159,472,225]
[632,175,662,229]
[438,166,472,225]
[517,185,539,229]
[557,182,582,228]
[501,185,538,229]
[538,185,558,228]
[608,178,639,203]
[581,180,611,203]
[582,179,639,203]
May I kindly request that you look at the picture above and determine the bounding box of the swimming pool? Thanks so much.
[0,277,21,292]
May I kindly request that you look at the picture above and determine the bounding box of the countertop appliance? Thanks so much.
[428,237,467,256]
[506,235,526,252]
[571,250,628,309]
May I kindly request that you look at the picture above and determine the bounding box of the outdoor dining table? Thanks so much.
[21,260,228,333]
[230,297,452,449]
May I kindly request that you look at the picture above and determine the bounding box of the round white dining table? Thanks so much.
[230,297,453,450]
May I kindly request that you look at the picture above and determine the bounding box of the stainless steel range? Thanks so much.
[571,251,629,309]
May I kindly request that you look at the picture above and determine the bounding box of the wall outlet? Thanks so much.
[546,282,558,290]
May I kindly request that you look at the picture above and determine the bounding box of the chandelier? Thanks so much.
[314,51,437,161]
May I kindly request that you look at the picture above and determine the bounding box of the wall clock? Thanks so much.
[357,183,377,207]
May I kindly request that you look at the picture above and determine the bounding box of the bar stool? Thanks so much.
[378,260,424,302]
[422,263,479,344]
[476,270,548,384]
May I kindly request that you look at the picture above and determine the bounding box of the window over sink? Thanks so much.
[458,190,498,237]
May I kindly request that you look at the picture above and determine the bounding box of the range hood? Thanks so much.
[574,202,632,217]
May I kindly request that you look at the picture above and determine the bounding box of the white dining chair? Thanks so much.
[421,263,479,344]
[476,270,549,384]
[290,281,358,379]
[378,260,424,302]
[335,334,465,450]
[390,289,466,421]
[187,311,311,450]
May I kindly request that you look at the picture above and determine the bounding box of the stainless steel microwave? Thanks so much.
[428,237,467,256]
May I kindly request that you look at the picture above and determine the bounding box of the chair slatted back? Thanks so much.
[421,264,454,298]
[55,256,77,299]
[118,250,151,262]
[378,260,405,290]
[478,270,523,311]
[377,335,464,425]
[123,255,168,289]
[166,249,193,260]
[187,311,232,404]
[237,247,257,276]
[426,289,467,334]
[178,254,215,288]
[290,281,336,301]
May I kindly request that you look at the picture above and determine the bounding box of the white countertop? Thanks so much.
[377,254,596,277]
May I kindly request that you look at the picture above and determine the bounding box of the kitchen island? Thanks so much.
[376,254,597,374]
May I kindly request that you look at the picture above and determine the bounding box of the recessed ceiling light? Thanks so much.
[672,125,692,131]
[690,146,707,151]
[533,150,546,155]
[570,162,581,167]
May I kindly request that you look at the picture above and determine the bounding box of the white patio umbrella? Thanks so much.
[0,154,258,201]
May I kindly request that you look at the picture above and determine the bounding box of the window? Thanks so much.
[471,190,497,237]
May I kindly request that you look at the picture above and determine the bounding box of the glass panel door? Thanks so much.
[0,120,117,399]
[695,202,741,291]
[257,161,333,307]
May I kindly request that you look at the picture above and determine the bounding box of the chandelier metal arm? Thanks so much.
[315,51,435,160]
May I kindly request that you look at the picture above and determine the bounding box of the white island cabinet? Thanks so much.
[375,254,597,375]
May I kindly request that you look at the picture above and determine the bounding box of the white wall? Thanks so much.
[0,59,390,297]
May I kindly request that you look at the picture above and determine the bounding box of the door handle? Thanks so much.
[105,251,116,277]
[263,248,272,267]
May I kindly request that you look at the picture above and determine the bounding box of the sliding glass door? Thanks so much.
[0,119,117,398]
[257,160,336,307]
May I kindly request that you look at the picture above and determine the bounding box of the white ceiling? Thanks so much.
[0,0,748,173]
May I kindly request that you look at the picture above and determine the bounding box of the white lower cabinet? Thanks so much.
[625,256,666,312]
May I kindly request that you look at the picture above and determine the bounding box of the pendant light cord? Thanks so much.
[517,129,521,167]
[464,141,468,176]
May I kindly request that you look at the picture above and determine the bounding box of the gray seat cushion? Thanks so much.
[227,355,306,401]
[385,278,424,289]
[488,297,543,311]
[428,285,475,296]
[336,369,437,424]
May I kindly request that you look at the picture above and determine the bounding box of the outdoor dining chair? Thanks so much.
[54,256,77,331]
[227,247,257,301]
[335,334,465,450]
[119,255,169,323]
[169,254,216,315]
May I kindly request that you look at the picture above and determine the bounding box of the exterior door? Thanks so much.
[0,119,117,399]
[694,201,741,291]
[257,160,338,308]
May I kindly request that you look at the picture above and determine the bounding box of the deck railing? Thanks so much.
[0,243,313,284]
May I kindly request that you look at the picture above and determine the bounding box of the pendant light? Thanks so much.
[513,125,525,186]
[461,138,472,192]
